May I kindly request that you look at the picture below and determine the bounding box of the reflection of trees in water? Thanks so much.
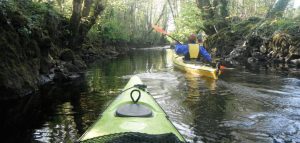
[183,74,232,142]
[0,79,87,143]
[74,49,168,139]
[78,62,126,134]
[129,49,166,72]
[103,49,166,74]
[41,102,78,143]
[37,82,87,143]
[192,92,232,142]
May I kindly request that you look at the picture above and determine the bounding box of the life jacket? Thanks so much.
[188,43,203,59]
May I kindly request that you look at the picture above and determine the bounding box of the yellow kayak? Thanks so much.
[168,49,220,79]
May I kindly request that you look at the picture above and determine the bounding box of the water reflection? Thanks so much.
[34,102,78,143]
[2,47,299,143]
[34,48,300,142]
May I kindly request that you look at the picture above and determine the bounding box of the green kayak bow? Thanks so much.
[78,76,186,142]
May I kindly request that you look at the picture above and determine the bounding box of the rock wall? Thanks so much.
[0,1,86,100]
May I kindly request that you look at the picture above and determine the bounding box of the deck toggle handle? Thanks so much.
[130,89,141,103]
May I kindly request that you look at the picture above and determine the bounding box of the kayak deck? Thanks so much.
[79,76,185,142]
[170,49,220,79]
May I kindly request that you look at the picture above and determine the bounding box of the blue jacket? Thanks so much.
[175,44,212,62]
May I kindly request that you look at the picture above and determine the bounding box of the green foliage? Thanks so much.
[32,0,73,18]
[1,0,61,29]
[255,18,300,37]
[0,0,18,12]
[228,0,277,18]
[85,0,131,45]
[273,19,299,30]
[27,2,55,27]
[171,1,203,42]
[87,18,130,44]
[231,17,261,33]
[86,0,167,46]
[266,0,291,18]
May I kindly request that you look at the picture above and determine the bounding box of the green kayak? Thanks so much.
[78,76,186,142]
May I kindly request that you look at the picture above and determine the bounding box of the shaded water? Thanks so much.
[2,47,300,143]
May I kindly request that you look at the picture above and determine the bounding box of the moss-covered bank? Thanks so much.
[205,17,300,67]
[0,1,125,100]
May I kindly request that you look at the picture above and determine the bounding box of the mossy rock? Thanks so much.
[73,60,87,71]
[10,11,28,28]
[60,49,74,62]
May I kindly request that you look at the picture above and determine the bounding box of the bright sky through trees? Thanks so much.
[294,0,300,8]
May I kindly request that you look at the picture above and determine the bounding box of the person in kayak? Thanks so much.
[175,33,212,63]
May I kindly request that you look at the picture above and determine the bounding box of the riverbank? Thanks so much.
[0,1,133,100]
[205,17,300,68]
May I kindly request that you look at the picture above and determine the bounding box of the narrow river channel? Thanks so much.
[2,47,300,143]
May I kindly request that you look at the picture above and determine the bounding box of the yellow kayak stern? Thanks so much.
[167,49,220,79]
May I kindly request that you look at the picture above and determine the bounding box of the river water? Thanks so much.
[2,47,300,143]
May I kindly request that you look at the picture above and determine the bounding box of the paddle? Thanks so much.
[152,25,182,44]
[220,65,226,70]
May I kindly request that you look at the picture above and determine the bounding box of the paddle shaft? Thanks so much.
[152,25,181,44]
[165,34,182,44]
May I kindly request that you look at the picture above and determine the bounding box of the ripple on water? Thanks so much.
[23,49,300,143]
[223,112,300,142]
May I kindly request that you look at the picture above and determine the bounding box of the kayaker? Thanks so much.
[175,33,212,63]
[197,33,203,43]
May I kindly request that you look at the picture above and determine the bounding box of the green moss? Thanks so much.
[0,0,69,99]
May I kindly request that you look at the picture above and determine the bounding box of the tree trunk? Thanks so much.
[167,0,175,19]
[266,0,291,19]
[196,0,215,19]
[82,0,93,17]
[78,0,104,45]
[69,0,104,48]
[197,0,229,35]
[147,1,167,34]
[70,0,83,38]
[220,0,229,18]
